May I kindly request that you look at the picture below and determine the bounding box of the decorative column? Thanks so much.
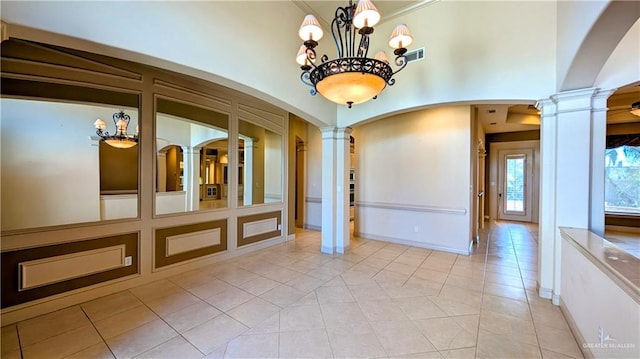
[244,138,254,206]
[590,90,613,236]
[536,88,614,305]
[157,151,167,192]
[321,127,352,254]
[182,146,201,211]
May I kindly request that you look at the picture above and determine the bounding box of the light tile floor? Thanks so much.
[1,221,584,359]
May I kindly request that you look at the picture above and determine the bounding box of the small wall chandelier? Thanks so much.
[93,110,138,149]
[297,0,414,108]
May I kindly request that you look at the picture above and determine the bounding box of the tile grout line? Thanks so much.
[77,304,118,359]
[508,222,545,359]
[473,219,495,358]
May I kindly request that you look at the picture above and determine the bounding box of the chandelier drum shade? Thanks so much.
[94,110,138,148]
[297,0,414,108]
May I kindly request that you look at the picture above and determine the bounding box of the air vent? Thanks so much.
[405,48,425,63]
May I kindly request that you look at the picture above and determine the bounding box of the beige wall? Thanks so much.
[99,141,138,192]
[352,106,473,254]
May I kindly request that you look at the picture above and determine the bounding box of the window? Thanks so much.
[605,145,640,214]
[505,155,525,212]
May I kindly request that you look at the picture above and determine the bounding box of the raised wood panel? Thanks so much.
[237,211,282,247]
[1,39,142,80]
[20,245,126,290]
[0,59,143,90]
[155,220,227,268]
[1,233,139,309]
[1,77,139,108]
[154,79,232,111]
[166,228,221,257]
[243,218,278,238]
[238,103,286,130]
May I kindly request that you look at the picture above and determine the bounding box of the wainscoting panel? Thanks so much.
[1,233,139,308]
[237,211,282,247]
[20,245,126,291]
[166,228,221,257]
[155,219,227,269]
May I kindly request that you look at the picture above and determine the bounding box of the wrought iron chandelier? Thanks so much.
[93,110,138,149]
[297,0,414,108]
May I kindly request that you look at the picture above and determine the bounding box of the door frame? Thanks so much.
[497,149,533,222]
[489,140,540,223]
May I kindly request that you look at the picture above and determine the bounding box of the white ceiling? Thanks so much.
[293,1,640,134]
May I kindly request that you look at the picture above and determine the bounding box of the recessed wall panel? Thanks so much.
[20,245,126,290]
[155,219,227,268]
[166,228,221,257]
[1,233,139,308]
[237,211,282,247]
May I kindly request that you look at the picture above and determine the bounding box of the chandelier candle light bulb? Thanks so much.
[296,0,415,108]
[353,0,381,29]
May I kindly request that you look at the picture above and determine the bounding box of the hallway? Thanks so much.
[1,222,583,359]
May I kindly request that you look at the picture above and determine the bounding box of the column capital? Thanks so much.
[549,88,600,113]
[535,98,557,119]
[321,126,352,140]
[539,87,617,117]
[182,146,201,155]
[336,127,353,141]
[320,127,337,139]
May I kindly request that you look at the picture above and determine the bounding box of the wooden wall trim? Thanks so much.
[237,211,282,247]
[1,233,139,308]
[154,220,228,269]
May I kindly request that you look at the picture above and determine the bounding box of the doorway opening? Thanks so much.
[489,140,540,223]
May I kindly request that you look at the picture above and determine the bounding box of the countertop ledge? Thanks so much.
[560,227,639,304]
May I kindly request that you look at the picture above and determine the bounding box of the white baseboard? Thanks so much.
[321,245,334,254]
[538,286,553,300]
[355,231,470,255]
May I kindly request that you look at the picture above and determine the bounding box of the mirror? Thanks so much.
[155,98,229,215]
[1,98,139,231]
[238,120,283,206]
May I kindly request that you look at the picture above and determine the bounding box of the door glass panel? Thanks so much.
[238,120,283,207]
[155,98,229,215]
[505,155,525,213]
[1,98,140,231]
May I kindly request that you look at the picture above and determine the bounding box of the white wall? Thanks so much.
[594,18,640,89]
[156,114,227,149]
[353,106,472,254]
[555,0,610,90]
[339,0,558,126]
[305,125,323,230]
[1,99,137,230]
[264,131,282,202]
[0,1,337,127]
